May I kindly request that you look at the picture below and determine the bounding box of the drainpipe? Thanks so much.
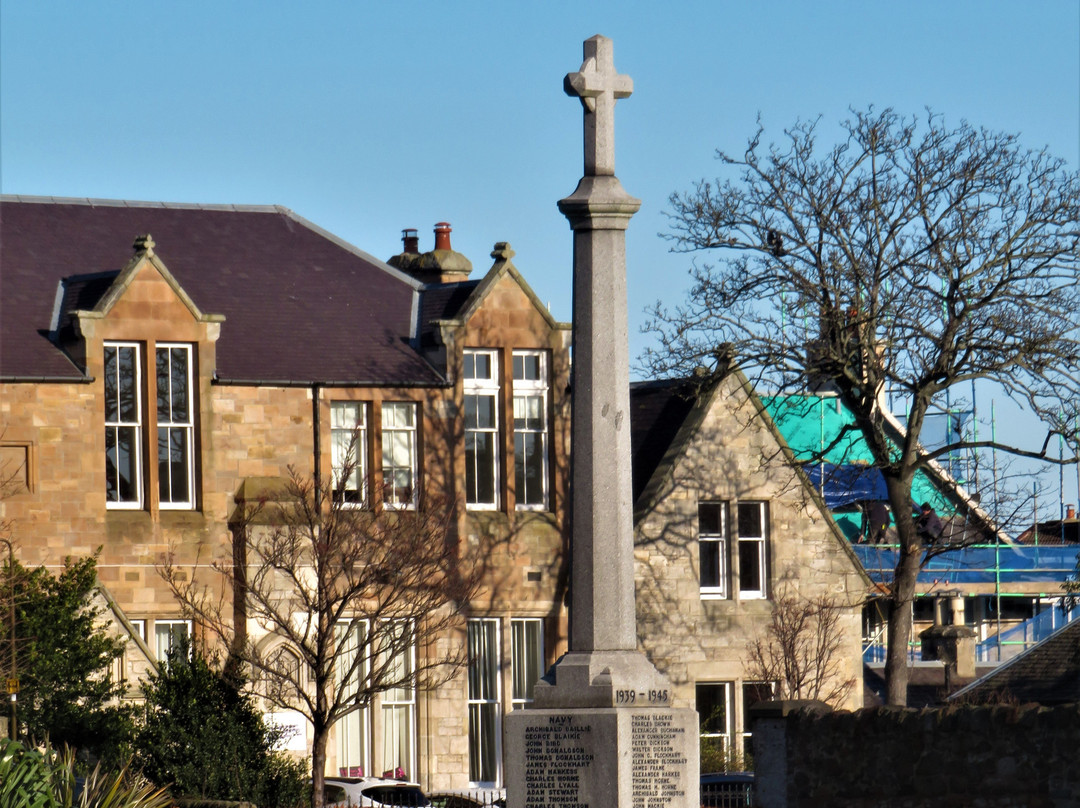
[1,538,15,742]
[312,384,322,513]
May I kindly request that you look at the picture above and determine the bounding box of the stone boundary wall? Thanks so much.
[751,700,1080,807]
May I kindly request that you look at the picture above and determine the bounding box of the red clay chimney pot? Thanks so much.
[434,222,452,251]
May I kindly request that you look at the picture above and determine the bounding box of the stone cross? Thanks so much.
[505,38,698,808]
[564,35,633,177]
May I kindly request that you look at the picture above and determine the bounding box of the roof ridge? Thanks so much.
[0,194,286,214]
[629,377,694,390]
[279,208,425,292]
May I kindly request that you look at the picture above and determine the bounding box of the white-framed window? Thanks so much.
[698,502,728,598]
[154,619,191,662]
[696,681,732,753]
[740,681,775,759]
[104,342,143,508]
[467,618,500,785]
[464,350,500,509]
[129,619,147,643]
[337,620,370,777]
[510,618,544,710]
[737,502,769,599]
[381,403,417,508]
[512,351,549,510]
[379,620,416,779]
[331,402,368,506]
[156,344,195,509]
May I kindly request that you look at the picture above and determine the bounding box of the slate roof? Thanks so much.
[417,281,481,350]
[628,378,702,505]
[0,196,445,386]
[862,663,998,708]
[950,618,1080,705]
[1017,518,1080,545]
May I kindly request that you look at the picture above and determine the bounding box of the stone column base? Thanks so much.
[505,706,699,808]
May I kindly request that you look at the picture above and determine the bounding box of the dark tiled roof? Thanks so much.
[862,664,997,708]
[1017,520,1080,545]
[951,619,1080,705]
[417,281,481,349]
[629,378,700,504]
[0,197,445,385]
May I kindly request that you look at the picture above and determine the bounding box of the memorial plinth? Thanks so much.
[505,35,699,808]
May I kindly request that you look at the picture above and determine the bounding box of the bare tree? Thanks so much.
[162,448,485,806]
[746,589,856,707]
[644,108,1080,705]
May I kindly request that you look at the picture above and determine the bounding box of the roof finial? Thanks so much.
[490,242,515,261]
[133,234,155,256]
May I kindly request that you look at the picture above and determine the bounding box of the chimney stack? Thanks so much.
[387,222,473,284]
[1067,504,1076,520]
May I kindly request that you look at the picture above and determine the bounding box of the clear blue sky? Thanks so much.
[3,0,1079,514]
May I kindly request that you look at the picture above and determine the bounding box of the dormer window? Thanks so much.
[105,342,143,508]
[464,350,500,509]
[104,341,197,511]
[157,344,195,509]
[512,351,549,510]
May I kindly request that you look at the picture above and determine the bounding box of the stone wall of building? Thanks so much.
[752,700,1080,807]
[634,374,867,735]
[1,247,574,789]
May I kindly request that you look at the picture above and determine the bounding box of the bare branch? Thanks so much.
[647,107,1080,706]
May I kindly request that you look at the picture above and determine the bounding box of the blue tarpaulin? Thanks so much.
[852,544,1079,585]
[804,462,888,509]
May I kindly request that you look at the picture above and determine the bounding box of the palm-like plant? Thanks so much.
[0,738,55,808]
[0,739,173,808]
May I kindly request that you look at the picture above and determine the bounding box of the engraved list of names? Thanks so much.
[631,713,688,808]
[523,716,594,808]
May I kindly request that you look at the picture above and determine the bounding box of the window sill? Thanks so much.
[335,501,372,511]
[106,509,206,526]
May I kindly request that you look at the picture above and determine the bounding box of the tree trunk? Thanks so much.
[884,479,922,706]
[311,721,329,808]
[884,560,915,705]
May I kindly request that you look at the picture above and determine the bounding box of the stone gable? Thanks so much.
[634,372,866,741]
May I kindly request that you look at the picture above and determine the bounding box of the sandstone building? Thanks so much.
[630,375,868,756]
[1,195,867,785]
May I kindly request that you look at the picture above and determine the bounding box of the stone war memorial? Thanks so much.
[505,36,700,808]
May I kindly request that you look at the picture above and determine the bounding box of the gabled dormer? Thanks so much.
[418,242,571,515]
[73,235,224,512]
